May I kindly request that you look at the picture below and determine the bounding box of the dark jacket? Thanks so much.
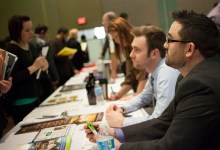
[121,55,220,150]
[66,38,84,70]
[50,38,75,86]
[5,43,42,104]
[0,97,7,138]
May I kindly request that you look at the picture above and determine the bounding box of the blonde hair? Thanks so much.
[68,28,78,40]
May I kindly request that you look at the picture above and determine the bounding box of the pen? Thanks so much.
[42,115,58,118]
[36,115,58,119]
[31,129,41,143]
[86,121,98,135]
[111,87,115,95]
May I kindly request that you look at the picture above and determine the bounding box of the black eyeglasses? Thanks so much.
[166,37,191,43]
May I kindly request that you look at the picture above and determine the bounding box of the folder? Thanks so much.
[57,47,77,56]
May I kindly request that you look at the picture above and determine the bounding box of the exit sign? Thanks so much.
[78,17,86,25]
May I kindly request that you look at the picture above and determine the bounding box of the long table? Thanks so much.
[0,70,148,150]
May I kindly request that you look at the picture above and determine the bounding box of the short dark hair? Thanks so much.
[35,24,48,34]
[57,27,68,34]
[172,10,219,58]
[8,15,30,42]
[81,35,86,41]
[120,13,128,20]
[131,25,166,58]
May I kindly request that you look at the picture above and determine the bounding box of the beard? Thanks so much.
[165,54,185,69]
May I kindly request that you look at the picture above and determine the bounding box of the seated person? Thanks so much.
[106,25,179,127]
[108,17,148,100]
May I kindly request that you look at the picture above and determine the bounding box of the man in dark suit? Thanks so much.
[85,10,220,149]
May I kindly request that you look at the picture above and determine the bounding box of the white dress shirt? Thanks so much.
[108,34,115,53]
[122,58,180,126]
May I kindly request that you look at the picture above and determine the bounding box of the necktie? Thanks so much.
[150,76,156,108]
[150,76,154,93]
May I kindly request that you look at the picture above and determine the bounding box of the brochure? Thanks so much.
[18,124,75,150]
[16,112,104,134]
[4,52,18,79]
[60,84,85,92]
[40,95,78,106]
[33,125,74,142]
[28,136,71,150]
[0,48,18,80]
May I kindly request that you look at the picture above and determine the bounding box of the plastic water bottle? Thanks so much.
[96,121,115,150]
[95,81,105,105]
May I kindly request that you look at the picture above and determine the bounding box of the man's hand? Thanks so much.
[107,104,124,113]
[84,122,100,143]
[84,122,116,141]
[106,105,125,128]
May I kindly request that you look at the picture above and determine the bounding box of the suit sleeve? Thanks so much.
[120,79,220,150]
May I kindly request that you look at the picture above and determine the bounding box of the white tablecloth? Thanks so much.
[1,71,148,150]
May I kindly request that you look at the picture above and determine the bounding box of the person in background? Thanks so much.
[100,11,118,80]
[108,17,148,100]
[50,27,68,56]
[30,24,59,101]
[0,36,11,50]
[119,12,129,20]
[106,25,179,127]
[0,78,12,138]
[5,15,49,124]
[85,10,220,149]
[80,35,90,63]
[66,28,84,71]
[207,2,220,32]
[50,27,75,86]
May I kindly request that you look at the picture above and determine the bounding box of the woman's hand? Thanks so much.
[0,77,12,93]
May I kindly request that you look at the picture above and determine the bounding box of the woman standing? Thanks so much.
[6,15,49,124]
[108,17,148,100]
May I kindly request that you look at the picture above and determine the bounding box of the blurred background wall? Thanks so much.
[0,0,217,39]
[0,0,218,62]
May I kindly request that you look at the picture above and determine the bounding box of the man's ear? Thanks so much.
[150,48,159,58]
[185,43,196,57]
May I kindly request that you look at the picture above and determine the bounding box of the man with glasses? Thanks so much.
[165,37,191,43]
[85,10,220,149]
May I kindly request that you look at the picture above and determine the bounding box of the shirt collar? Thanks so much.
[151,58,165,79]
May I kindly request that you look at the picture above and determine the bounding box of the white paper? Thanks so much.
[41,46,49,57]
[36,46,49,79]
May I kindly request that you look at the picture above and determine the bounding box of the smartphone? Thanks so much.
[86,121,98,135]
